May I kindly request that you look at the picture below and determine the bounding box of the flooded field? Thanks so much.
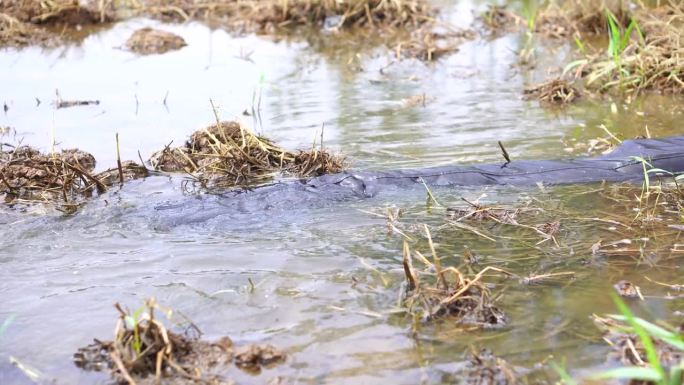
[1,1,683,384]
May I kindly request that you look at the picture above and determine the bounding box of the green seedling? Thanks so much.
[592,294,683,385]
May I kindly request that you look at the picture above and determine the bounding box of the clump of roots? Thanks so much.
[74,299,286,384]
[149,121,346,189]
[0,145,146,210]
[523,79,581,106]
[401,237,509,328]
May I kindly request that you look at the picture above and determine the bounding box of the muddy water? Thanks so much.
[1,4,684,385]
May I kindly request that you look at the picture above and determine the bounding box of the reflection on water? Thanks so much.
[0,3,683,384]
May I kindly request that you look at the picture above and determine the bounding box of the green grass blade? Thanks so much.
[611,293,667,381]
[592,366,662,382]
[607,315,684,350]
[551,362,578,385]
[669,363,683,385]
[0,315,15,338]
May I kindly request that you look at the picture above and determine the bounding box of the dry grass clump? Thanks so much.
[523,79,581,105]
[0,12,54,47]
[0,0,113,47]
[150,120,346,188]
[401,238,508,327]
[74,299,286,384]
[536,0,632,38]
[394,28,474,61]
[136,0,434,31]
[125,27,187,55]
[0,145,147,210]
[481,0,632,38]
[571,3,684,94]
[0,0,112,25]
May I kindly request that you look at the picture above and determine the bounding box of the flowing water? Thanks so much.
[1,2,683,384]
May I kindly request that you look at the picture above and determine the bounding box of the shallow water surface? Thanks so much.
[0,4,683,385]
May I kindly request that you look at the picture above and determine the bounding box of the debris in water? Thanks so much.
[523,79,580,105]
[74,299,286,384]
[55,99,100,109]
[458,348,518,385]
[593,313,683,370]
[446,199,519,225]
[394,28,475,62]
[613,280,643,299]
[234,344,286,373]
[401,237,509,327]
[125,27,187,55]
[0,145,146,209]
[150,120,346,188]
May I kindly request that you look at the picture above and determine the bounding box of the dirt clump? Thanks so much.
[613,280,642,298]
[150,121,346,188]
[456,348,518,385]
[401,239,509,328]
[523,79,580,105]
[480,5,521,34]
[0,145,146,209]
[234,344,286,373]
[125,27,187,55]
[74,299,286,385]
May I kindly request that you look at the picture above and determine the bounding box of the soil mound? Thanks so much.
[125,27,186,55]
